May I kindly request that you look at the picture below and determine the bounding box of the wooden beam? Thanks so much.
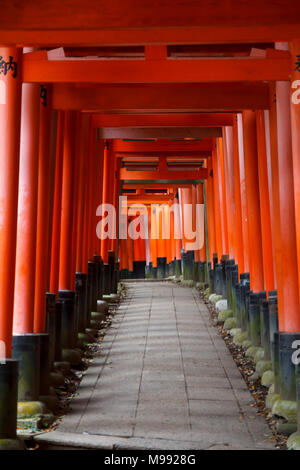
[92,113,234,127]
[1,1,299,29]
[52,83,270,111]
[114,139,213,152]
[121,156,207,162]
[98,127,222,139]
[0,1,300,45]
[124,195,174,204]
[120,167,208,181]
[64,44,274,58]
[123,183,189,189]
[22,55,290,83]
[1,25,300,47]
[116,151,211,158]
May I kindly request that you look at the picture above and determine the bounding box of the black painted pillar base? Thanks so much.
[193,261,200,282]
[200,261,206,283]
[120,269,129,279]
[157,257,167,279]
[229,265,239,312]
[169,260,175,277]
[0,359,24,449]
[75,272,88,333]
[39,333,50,396]
[58,290,82,366]
[212,253,218,292]
[249,292,266,347]
[93,254,102,299]
[220,254,229,297]
[151,266,158,279]
[108,250,116,292]
[133,261,146,279]
[209,268,214,292]
[174,259,181,278]
[269,296,279,390]
[296,363,300,432]
[145,264,151,279]
[235,284,241,326]
[54,301,62,362]
[165,263,170,278]
[115,261,120,292]
[58,290,77,350]
[260,299,271,360]
[240,276,250,333]
[214,264,223,295]
[12,334,40,402]
[45,292,56,367]
[103,263,111,295]
[38,333,59,410]
[182,251,194,280]
[88,261,98,312]
[278,332,300,401]
[273,332,281,395]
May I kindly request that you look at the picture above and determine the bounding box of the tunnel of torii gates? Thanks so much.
[1,0,300,449]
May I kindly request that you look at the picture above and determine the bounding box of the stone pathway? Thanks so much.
[36,282,275,450]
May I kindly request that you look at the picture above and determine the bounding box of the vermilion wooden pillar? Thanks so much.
[34,85,56,333]
[180,187,193,252]
[82,118,92,272]
[150,207,158,267]
[192,185,199,262]
[50,111,64,294]
[242,110,264,292]
[0,47,22,355]
[127,219,134,273]
[290,39,300,300]
[173,195,182,261]
[157,208,167,258]
[211,146,223,259]
[95,139,104,256]
[70,112,82,289]
[237,114,250,273]
[232,116,245,273]
[58,111,76,291]
[119,238,128,271]
[217,138,229,255]
[101,140,113,263]
[255,110,275,293]
[164,204,172,264]
[197,184,206,262]
[169,200,176,263]
[205,156,216,262]
[75,114,89,274]
[223,127,236,260]
[268,44,300,331]
[111,156,121,255]
[13,80,40,334]
[87,125,97,262]
[133,237,146,263]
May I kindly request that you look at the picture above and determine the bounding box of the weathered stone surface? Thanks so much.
[287,432,300,450]
[215,299,228,312]
[245,346,260,358]
[229,328,241,337]
[254,348,265,363]
[261,370,274,387]
[224,317,236,330]
[218,309,233,323]
[272,399,297,422]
